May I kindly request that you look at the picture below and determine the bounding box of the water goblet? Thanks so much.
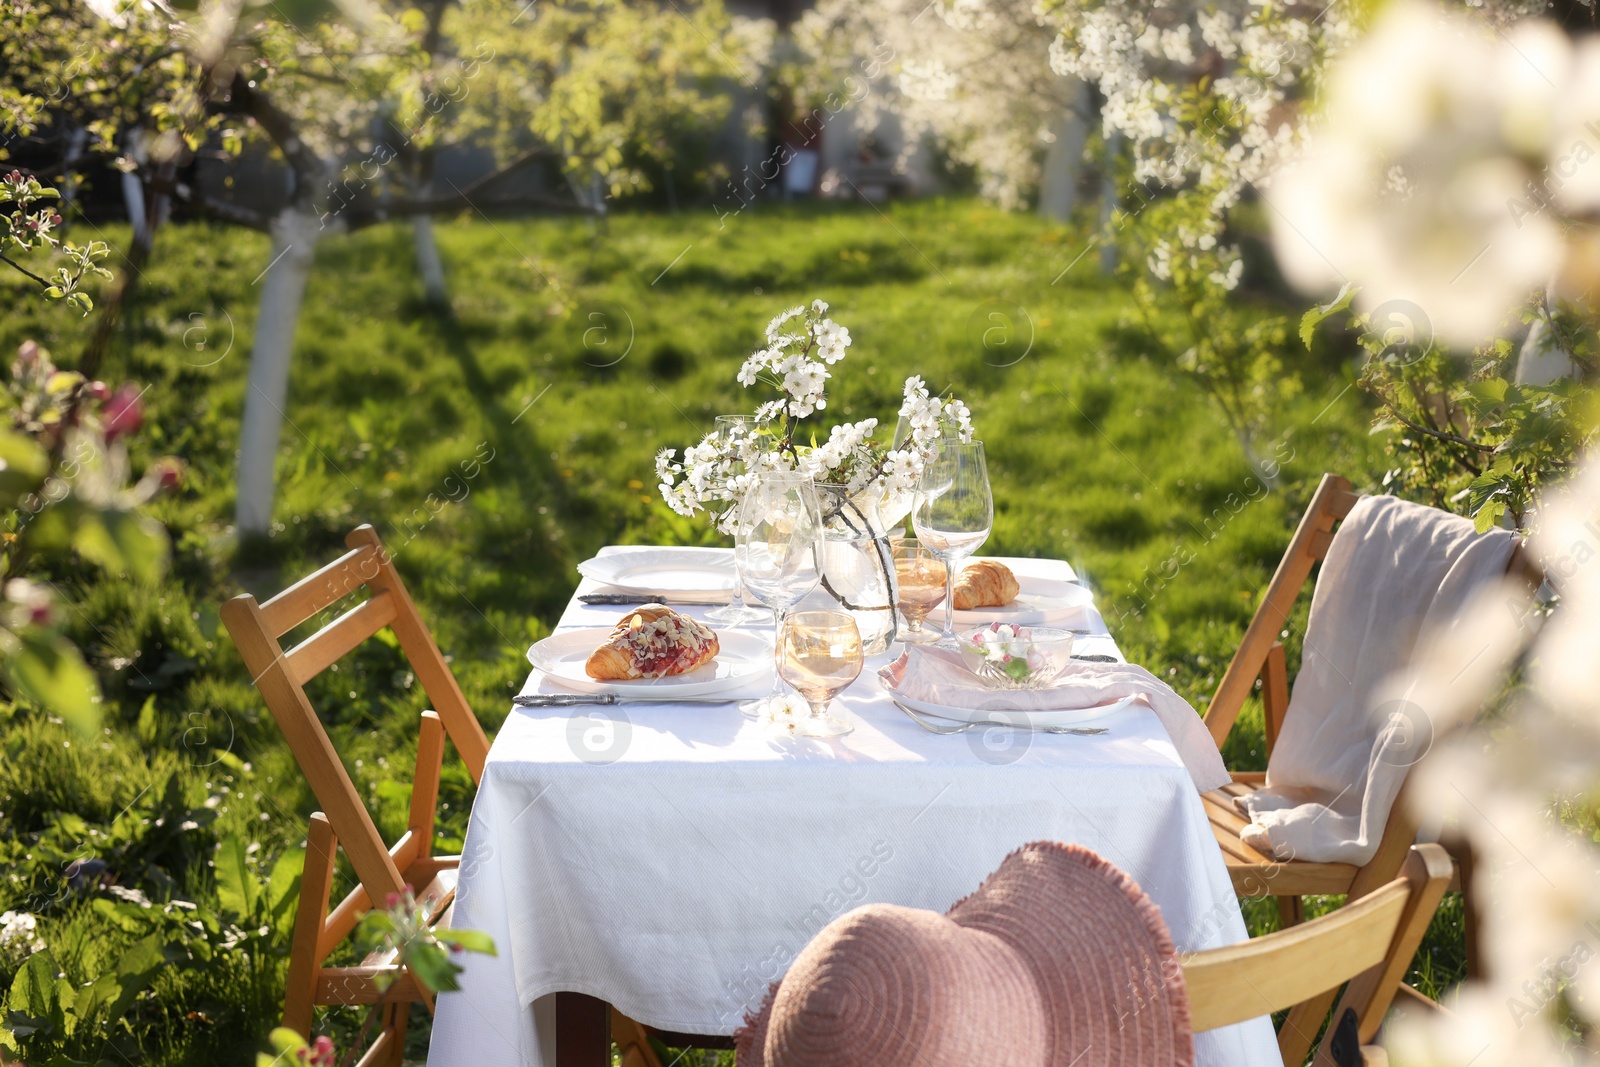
[777,609,863,737]
[910,440,993,648]
[735,470,823,716]
[891,538,946,643]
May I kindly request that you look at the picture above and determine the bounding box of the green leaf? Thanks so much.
[1298,283,1356,350]
[214,834,259,918]
[1474,499,1508,533]
[0,429,49,505]
[71,510,169,584]
[266,847,306,937]
[1466,379,1509,406]
[401,941,465,993]
[103,935,166,1022]
[4,628,101,734]
[6,953,64,1039]
[258,1025,311,1067]
[435,928,497,956]
[135,694,159,746]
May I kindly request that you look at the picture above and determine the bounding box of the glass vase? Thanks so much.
[816,482,898,655]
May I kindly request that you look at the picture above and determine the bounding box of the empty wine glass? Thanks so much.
[707,415,771,626]
[735,470,822,716]
[777,610,863,737]
[910,440,993,647]
[892,537,946,642]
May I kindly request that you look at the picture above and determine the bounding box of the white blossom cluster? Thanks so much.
[1047,1,1338,205]
[1271,1,1600,347]
[658,308,973,518]
[0,911,45,962]
[790,0,1078,211]
[737,300,851,420]
[1372,455,1600,1067]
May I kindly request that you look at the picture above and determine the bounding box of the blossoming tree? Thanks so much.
[786,0,1084,212]
[1266,7,1600,1063]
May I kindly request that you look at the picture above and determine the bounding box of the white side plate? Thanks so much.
[526,627,769,697]
[883,682,1139,728]
[949,556,1095,628]
[576,547,736,598]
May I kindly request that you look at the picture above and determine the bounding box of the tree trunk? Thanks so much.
[1037,81,1088,222]
[1098,132,1122,274]
[1515,292,1578,385]
[122,170,150,250]
[413,215,449,308]
[236,206,327,536]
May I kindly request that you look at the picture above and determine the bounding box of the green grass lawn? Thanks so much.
[0,198,1459,1064]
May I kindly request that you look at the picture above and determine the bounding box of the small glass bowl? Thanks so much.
[958,624,1076,689]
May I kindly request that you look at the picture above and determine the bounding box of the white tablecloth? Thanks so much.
[427,547,1278,1067]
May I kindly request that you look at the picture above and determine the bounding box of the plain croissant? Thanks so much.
[952,560,1020,610]
[584,605,720,680]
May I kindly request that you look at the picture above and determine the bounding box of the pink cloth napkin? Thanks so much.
[880,647,1231,793]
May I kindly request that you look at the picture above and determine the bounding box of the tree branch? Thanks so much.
[0,252,52,289]
[221,71,324,193]
[1380,398,1495,456]
[184,192,274,232]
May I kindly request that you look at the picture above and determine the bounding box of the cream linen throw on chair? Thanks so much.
[1237,495,1518,865]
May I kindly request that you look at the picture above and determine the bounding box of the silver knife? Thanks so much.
[578,593,729,606]
[514,693,742,707]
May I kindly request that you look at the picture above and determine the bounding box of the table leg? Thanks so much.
[555,992,612,1067]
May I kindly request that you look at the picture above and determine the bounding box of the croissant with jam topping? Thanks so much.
[584,605,721,680]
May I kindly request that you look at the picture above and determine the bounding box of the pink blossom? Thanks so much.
[102,384,143,441]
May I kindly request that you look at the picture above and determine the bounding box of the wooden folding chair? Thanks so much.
[1183,843,1453,1067]
[1200,473,1533,1064]
[221,525,492,1066]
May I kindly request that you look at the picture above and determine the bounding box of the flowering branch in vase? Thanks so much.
[656,299,974,522]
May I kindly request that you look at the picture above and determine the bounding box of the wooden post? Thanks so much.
[555,993,612,1067]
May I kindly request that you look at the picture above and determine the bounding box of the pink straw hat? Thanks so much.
[734,841,1194,1067]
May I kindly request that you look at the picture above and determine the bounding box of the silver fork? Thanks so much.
[891,700,1109,736]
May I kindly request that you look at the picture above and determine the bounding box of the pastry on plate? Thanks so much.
[584,605,720,680]
[952,559,1020,610]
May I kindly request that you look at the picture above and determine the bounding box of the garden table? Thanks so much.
[426,546,1280,1067]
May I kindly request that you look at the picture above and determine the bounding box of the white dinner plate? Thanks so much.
[949,556,1095,628]
[576,547,736,599]
[526,627,770,696]
[886,685,1139,728]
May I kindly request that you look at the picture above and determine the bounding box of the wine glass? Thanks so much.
[777,609,863,737]
[707,415,771,625]
[892,537,946,642]
[735,470,823,715]
[910,440,993,647]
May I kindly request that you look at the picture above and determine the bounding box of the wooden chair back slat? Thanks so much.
[259,543,380,639]
[285,590,399,687]
[220,592,406,901]
[1204,473,1354,746]
[1184,878,1409,1030]
[1185,844,1451,1046]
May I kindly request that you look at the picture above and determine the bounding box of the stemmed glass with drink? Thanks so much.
[892,538,946,643]
[777,610,863,737]
[910,440,993,648]
[734,470,823,716]
[707,415,772,626]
